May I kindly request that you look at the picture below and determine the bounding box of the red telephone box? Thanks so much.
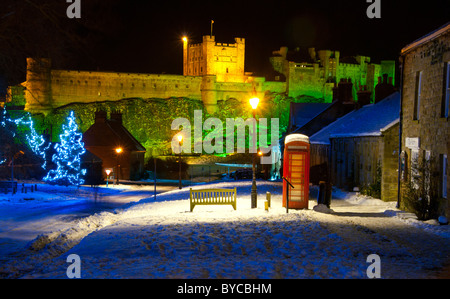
[283,134,310,209]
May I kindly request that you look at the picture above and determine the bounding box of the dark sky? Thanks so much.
[1,0,449,86]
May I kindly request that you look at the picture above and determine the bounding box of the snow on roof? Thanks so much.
[401,22,450,55]
[285,133,310,145]
[310,92,400,145]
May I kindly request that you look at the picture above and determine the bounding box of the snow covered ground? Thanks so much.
[0,180,449,279]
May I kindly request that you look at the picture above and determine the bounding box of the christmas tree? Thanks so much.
[44,111,86,186]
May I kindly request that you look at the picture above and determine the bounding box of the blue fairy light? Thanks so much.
[43,111,86,186]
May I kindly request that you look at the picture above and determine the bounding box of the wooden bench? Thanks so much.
[190,188,237,212]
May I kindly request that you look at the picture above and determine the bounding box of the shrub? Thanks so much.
[401,156,445,220]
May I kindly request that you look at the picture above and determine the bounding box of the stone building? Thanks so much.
[399,22,450,216]
[82,110,146,181]
[21,35,283,115]
[14,33,395,116]
[270,46,396,102]
[309,91,400,201]
[183,35,246,83]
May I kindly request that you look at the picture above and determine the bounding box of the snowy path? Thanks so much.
[0,181,450,278]
[1,181,449,279]
[0,183,176,275]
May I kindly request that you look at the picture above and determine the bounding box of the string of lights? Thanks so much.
[43,111,86,186]
[1,108,51,169]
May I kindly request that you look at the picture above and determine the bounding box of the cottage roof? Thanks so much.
[289,102,332,129]
[309,92,400,144]
[401,22,450,55]
[83,114,146,152]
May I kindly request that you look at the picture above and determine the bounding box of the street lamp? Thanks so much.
[177,134,183,189]
[105,169,112,187]
[250,96,260,208]
[115,147,123,185]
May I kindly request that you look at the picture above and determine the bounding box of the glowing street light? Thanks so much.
[249,97,260,110]
[250,96,260,209]
[105,168,112,187]
[182,36,188,43]
[115,147,123,185]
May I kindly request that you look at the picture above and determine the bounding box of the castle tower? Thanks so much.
[24,58,52,114]
[183,35,246,83]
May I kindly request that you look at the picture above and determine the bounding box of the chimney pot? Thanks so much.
[95,110,107,123]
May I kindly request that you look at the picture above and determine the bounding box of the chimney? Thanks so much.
[332,82,339,102]
[337,78,354,104]
[375,74,396,103]
[356,85,372,108]
[110,110,123,124]
[94,110,107,123]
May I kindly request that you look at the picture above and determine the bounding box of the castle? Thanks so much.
[18,35,395,115]
[270,47,395,101]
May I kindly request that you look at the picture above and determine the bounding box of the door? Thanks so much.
[287,152,307,204]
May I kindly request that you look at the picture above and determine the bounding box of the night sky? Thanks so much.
[0,0,449,89]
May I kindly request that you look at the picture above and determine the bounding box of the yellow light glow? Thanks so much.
[258,151,263,156]
[182,36,188,43]
[115,147,123,154]
[249,97,260,110]
[177,134,183,142]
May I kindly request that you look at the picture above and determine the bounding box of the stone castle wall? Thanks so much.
[23,58,285,115]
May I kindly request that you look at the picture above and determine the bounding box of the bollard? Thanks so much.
[266,192,271,208]
[265,200,269,211]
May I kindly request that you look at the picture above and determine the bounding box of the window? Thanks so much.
[400,151,407,181]
[413,71,422,120]
[411,149,420,189]
[441,154,448,199]
[442,62,450,118]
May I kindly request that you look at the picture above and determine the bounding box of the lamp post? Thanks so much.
[115,147,123,185]
[249,96,260,208]
[105,169,112,187]
[177,134,183,189]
